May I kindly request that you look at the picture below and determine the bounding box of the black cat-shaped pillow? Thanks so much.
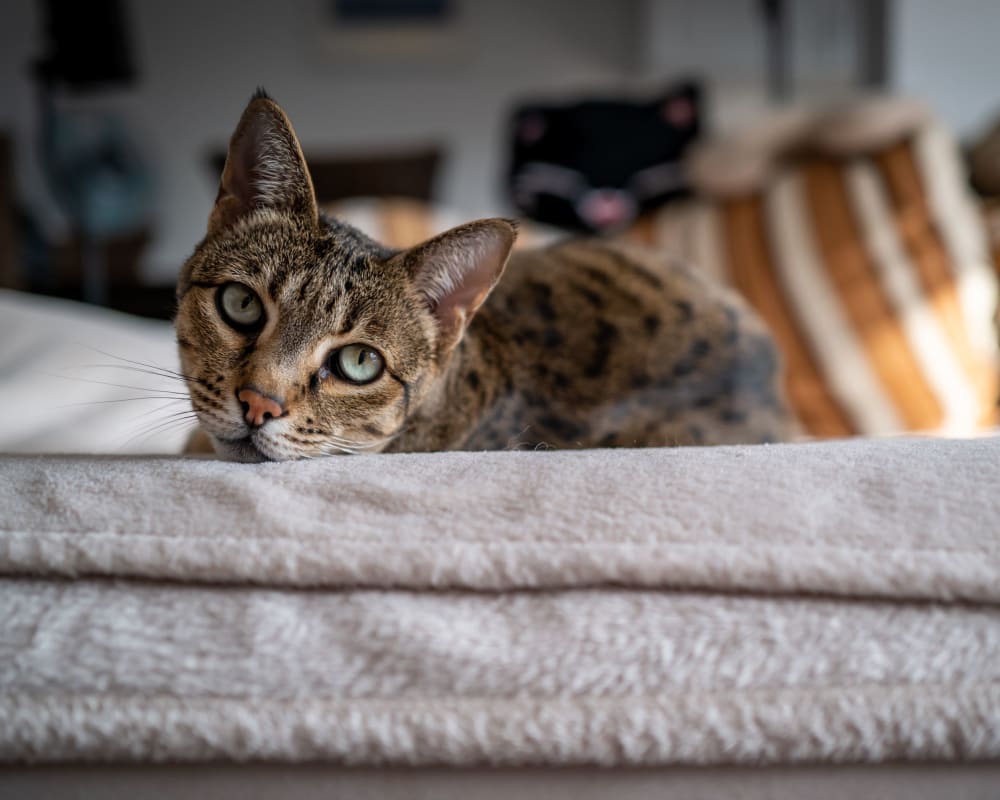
[507,82,702,233]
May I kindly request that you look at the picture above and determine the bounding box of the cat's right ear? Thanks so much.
[403,218,518,356]
[208,90,319,237]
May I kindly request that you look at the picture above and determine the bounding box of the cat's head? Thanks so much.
[508,82,701,233]
[176,91,517,462]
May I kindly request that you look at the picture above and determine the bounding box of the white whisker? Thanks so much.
[78,345,199,384]
[44,371,190,397]
[55,396,190,409]
[74,363,193,385]
[312,428,402,457]
[118,411,199,451]
[126,399,193,424]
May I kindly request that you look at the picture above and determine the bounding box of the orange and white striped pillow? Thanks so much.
[641,100,999,437]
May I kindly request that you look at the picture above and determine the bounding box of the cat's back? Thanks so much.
[495,238,731,340]
[479,239,792,447]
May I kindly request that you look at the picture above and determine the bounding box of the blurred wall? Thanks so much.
[642,0,874,127]
[639,0,768,130]
[890,0,1000,139]
[0,0,639,283]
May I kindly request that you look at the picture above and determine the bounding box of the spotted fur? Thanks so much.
[176,93,793,461]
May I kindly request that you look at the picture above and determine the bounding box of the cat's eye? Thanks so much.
[217,283,264,329]
[332,344,384,384]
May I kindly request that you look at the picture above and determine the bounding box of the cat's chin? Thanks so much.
[212,436,273,464]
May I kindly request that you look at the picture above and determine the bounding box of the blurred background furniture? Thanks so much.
[0,134,19,291]
[34,0,152,306]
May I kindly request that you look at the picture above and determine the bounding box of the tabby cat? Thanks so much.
[176,92,791,462]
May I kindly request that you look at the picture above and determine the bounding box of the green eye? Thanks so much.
[334,344,384,384]
[218,283,263,329]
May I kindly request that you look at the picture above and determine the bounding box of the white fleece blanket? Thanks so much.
[1,437,999,766]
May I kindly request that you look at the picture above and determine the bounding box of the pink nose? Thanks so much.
[577,189,635,230]
[237,388,284,427]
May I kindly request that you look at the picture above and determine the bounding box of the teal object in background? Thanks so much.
[43,106,153,239]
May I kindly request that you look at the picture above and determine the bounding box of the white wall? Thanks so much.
[0,0,639,283]
[890,0,1000,139]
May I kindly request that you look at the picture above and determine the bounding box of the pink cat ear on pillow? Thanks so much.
[403,219,518,355]
[208,90,319,236]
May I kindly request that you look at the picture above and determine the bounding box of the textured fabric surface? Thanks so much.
[2,582,999,765]
[2,437,999,600]
[6,763,1000,800]
[1,437,999,766]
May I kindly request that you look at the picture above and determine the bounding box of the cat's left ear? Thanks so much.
[208,91,319,236]
[404,219,518,355]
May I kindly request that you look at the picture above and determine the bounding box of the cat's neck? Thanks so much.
[389,311,513,452]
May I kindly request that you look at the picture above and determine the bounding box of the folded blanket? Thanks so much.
[1,437,998,766]
[2,437,999,600]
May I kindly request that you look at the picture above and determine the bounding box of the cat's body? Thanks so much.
[386,238,788,451]
[176,93,791,461]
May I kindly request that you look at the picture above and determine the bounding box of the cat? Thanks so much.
[508,82,701,233]
[176,91,792,462]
